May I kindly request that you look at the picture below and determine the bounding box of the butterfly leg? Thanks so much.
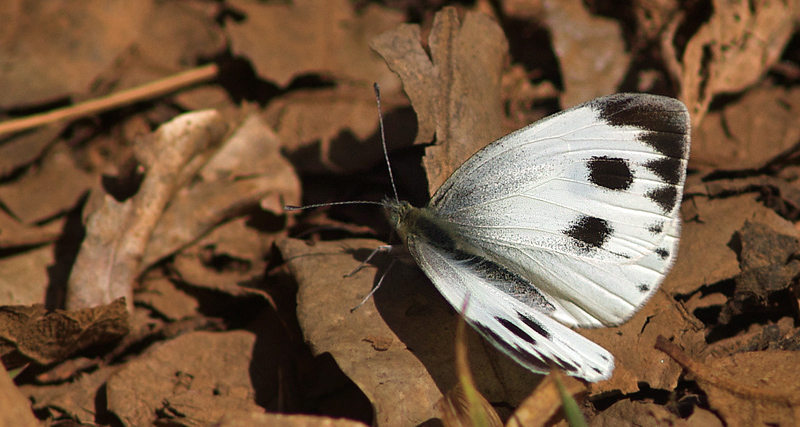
[350,256,397,313]
[344,244,394,277]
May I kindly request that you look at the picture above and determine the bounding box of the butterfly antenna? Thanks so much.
[285,200,383,211]
[374,83,399,202]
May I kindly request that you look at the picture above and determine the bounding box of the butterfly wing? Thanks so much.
[406,234,614,382]
[428,94,690,328]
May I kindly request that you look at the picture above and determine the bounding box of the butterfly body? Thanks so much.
[383,93,690,382]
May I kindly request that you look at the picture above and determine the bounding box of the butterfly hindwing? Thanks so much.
[406,235,614,382]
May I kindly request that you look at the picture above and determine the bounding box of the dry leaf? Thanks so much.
[106,331,265,427]
[0,143,94,224]
[692,87,800,170]
[21,365,119,423]
[0,363,39,427]
[679,0,797,124]
[0,298,129,365]
[543,0,631,108]
[0,245,53,306]
[371,6,509,194]
[589,399,724,427]
[0,0,153,108]
[65,110,228,311]
[226,0,402,87]
[507,372,586,427]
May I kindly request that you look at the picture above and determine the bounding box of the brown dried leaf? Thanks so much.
[0,143,94,224]
[278,238,545,425]
[136,274,199,321]
[658,337,800,427]
[0,0,154,108]
[21,365,118,423]
[0,125,61,178]
[65,110,228,311]
[0,363,39,427]
[279,238,443,425]
[265,87,412,174]
[0,245,53,306]
[142,113,300,268]
[0,210,63,248]
[507,373,587,427]
[581,289,699,394]
[0,298,129,365]
[679,0,797,124]
[214,412,368,427]
[667,190,783,294]
[226,0,403,87]
[543,0,631,108]
[371,7,508,194]
[692,87,800,169]
[590,400,724,427]
[106,331,264,427]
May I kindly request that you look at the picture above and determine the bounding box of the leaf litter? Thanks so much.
[1,1,800,426]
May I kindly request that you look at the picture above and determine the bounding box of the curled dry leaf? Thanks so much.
[0,298,129,366]
[679,0,797,124]
[543,0,631,108]
[371,6,508,194]
[66,110,228,311]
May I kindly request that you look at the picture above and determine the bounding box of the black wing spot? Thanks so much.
[496,317,537,344]
[655,247,670,260]
[564,216,612,251]
[647,186,679,213]
[638,284,650,293]
[587,156,634,191]
[645,157,683,186]
[648,222,664,235]
[517,312,551,340]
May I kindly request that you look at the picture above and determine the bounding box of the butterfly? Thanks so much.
[381,93,690,382]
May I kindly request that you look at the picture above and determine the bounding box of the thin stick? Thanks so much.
[0,63,220,137]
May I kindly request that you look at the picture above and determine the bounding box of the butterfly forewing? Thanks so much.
[425,94,689,328]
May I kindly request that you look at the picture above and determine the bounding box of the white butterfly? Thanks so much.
[382,93,690,382]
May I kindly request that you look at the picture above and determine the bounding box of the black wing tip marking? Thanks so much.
[587,156,634,191]
[593,93,690,161]
[593,93,689,135]
[563,215,612,252]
